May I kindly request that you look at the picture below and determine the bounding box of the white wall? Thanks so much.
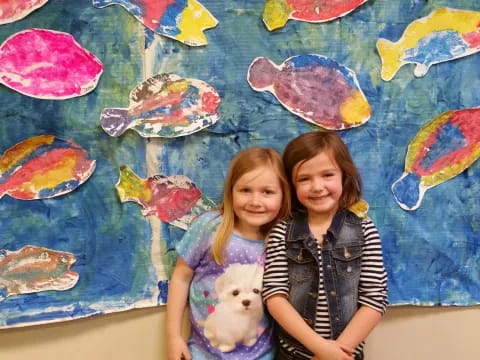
[1,305,479,359]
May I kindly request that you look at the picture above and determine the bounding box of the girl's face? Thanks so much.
[293,151,343,220]
[232,166,283,239]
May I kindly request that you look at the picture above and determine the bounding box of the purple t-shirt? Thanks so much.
[175,211,274,360]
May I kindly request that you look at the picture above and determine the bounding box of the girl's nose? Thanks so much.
[249,193,262,206]
[311,177,324,192]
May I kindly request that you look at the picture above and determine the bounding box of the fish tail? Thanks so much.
[263,0,291,31]
[100,108,131,137]
[92,0,117,8]
[391,172,423,211]
[247,57,277,90]
[116,165,146,203]
[376,38,404,81]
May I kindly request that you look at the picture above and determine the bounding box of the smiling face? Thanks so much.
[293,150,343,221]
[232,166,283,240]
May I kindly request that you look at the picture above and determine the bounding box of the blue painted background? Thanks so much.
[1,0,479,328]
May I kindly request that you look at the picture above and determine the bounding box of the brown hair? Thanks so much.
[283,131,362,211]
[212,147,291,265]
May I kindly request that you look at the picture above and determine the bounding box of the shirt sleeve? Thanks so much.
[262,221,290,301]
[358,219,389,314]
[174,211,220,270]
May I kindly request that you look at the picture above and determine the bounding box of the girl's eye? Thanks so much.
[263,189,275,195]
[232,290,240,296]
[239,188,250,193]
[297,177,309,183]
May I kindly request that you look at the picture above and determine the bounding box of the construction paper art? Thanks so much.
[0,0,48,24]
[377,8,480,81]
[101,73,221,138]
[0,135,96,200]
[0,28,103,99]
[92,0,218,46]
[0,245,78,302]
[116,166,216,230]
[247,55,370,130]
[262,0,368,31]
[392,108,480,211]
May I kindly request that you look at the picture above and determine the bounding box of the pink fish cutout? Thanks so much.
[0,0,48,25]
[116,166,216,230]
[0,245,78,302]
[0,28,104,99]
[263,0,369,31]
[248,55,371,130]
[0,135,96,200]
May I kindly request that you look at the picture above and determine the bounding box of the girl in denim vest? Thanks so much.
[167,147,291,360]
[263,131,388,360]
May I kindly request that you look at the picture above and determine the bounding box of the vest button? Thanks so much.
[327,264,332,270]
[330,291,336,296]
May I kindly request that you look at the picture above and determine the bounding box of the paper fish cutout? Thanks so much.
[349,199,369,219]
[116,166,216,230]
[0,135,96,200]
[0,28,103,99]
[248,55,370,130]
[263,0,368,31]
[0,0,48,25]
[100,73,221,138]
[377,8,480,81]
[0,245,78,302]
[92,0,218,46]
[392,108,480,211]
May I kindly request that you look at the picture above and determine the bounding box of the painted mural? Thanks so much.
[1,0,480,328]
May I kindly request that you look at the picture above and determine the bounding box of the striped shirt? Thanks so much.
[262,218,388,359]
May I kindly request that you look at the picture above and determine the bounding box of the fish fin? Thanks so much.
[413,63,431,77]
[376,38,404,81]
[116,166,148,204]
[263,0,291,31]
[391,172,422,211]
[92,0,117,8]
[100,108,131,137]
[247,57,277,90]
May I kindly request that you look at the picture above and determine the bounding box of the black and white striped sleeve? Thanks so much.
[358,219,389,314]
[262,221,290,301]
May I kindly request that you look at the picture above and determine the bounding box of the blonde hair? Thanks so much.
[283,131,362,211]
[211,147,291,265]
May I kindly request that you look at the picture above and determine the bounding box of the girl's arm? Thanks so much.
[336,219,388,351]
[266,294,354,360]
[166,257,195,360]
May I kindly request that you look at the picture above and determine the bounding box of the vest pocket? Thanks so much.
[332,245,362,279]
[286,247,315,283]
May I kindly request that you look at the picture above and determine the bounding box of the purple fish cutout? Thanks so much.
[0,0,48,25]
[247,55,371,130]
[0,28,104,99]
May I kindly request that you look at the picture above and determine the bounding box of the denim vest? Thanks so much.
[276,209,364,359]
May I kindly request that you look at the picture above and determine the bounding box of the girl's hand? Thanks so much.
[312,340,354,360]
[167,336,191,360]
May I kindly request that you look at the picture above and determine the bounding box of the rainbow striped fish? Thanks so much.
[392,108,480,211]
[248,55,370,130]
[0,245,78,302]
[263,0,368,31]
[92,0,218,46]
[116,166,215,230]
[0,28,103,99]
[377,8,480,81]
[0,0,48,24]
[100,73,221,138]
[0,135,96,200]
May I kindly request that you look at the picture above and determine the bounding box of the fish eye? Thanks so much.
[40,252,49,260]
[232,289,240,296]
[253,288,260,294]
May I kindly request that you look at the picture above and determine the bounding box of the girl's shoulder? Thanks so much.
[189,210,222,230]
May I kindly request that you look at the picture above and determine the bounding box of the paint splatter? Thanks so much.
[0,135,96,200]
[263,0,368,31]
[0,245,78,302]
[92,0,218,46]
[377,8,480,81]
[248,55,370,130]
[392,108,480,210]
[0,28,103,99]
[115,166,216,229]
[100,73,221,138]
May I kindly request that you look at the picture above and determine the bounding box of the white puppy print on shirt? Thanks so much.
[203,263,264,352]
